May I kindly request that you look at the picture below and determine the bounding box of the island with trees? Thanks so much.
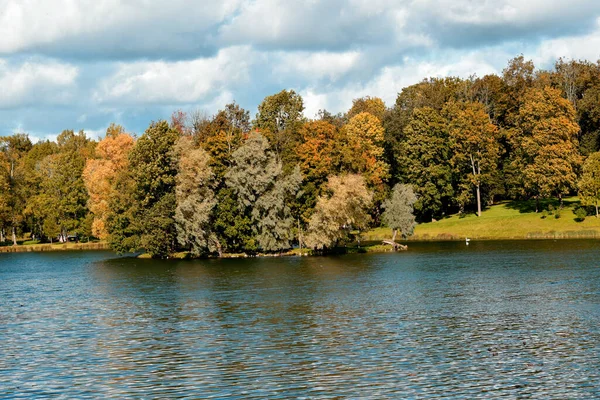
[2,56,600,258]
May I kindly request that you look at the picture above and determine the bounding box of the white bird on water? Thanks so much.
[465,237,471,245]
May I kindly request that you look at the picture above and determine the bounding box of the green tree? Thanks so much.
[397,107,453,221]
[31,130,94,242]
[109,120,179,258]
[385,77,463,183]
[21,140,58,241]
[254,89,305,166]
[381,184,417,242]
[252,166,302,252]
[224,132,302,252]
[197,102,250,179]
[578,152,600,217]
[0,134,32,245]
[213,187,255,252]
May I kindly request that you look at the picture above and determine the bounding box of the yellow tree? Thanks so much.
[305,174,373,249]
[515,87,582,211]
[342,112,389,187]
[447,101,500,216]
[82,124,134,239]
[578,152,600,217]
[347,96,386,121]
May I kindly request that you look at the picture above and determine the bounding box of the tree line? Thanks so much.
[2,55,600,257]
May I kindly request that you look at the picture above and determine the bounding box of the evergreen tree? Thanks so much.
[109,120,179,258]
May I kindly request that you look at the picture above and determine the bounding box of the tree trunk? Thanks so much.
[12,226,17,246]
[596,203,598,218]
[215,239,223,258]
[470,153,482,217]
[476,184,482,217]
[558,193,563,209]
[392,229,398,242]
[535,196,539,213]
[0,228,4,243]
[297,218,302,250]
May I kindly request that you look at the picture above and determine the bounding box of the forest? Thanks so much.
[2,55,600,258]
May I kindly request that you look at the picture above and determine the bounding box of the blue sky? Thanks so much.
[2,0,600,141]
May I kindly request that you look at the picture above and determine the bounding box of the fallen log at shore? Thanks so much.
[382,240,408,251]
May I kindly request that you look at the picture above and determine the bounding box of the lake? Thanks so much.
[1,240,599,398]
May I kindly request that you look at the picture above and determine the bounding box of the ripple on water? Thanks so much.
[0,242,599,398]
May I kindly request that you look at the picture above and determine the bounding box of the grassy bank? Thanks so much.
[364,197,600,242]
[0,241,109,253]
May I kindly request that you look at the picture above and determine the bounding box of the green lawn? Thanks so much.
[0,241,109,253]
[364,197,600,241]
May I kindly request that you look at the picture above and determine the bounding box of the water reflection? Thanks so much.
[1,241,599,398]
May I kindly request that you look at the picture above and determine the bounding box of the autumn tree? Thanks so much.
[446,101,500,216]
[305,174,373,250]
[296,120,343,221]
[82,124,134,239]
[348,96,386,121]
[381,184,417,242]
[578,152,600,217]
[298,120,342,183]
[501,55,536,127]
[342,112,389,187]
[174,136,219,256]
[514,87,582,211]
[199,103,250,179]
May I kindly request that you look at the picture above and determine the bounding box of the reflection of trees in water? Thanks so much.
[90,258,197,396]
[92,255,383,395]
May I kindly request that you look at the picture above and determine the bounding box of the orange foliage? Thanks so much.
[83,124,135,239]
[297,120,341,182]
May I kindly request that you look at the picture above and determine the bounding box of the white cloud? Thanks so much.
[218,0,396,49]
[0,58,78,108]
[535,19,600,65]
[0,0,243,57]
[272,51,362,82]
[301,52,500,117]
[93,47,254,105]
[2,0,600,138]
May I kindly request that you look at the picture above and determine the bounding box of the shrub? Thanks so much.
[541,210,548,219]
[554,210,561,219]
[574,207,587,222]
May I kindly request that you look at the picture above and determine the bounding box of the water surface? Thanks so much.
[1,241,599,398]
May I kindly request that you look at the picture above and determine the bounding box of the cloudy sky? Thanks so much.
[2,0,600,140]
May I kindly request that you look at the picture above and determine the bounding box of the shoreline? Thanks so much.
[2,235,599,257]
